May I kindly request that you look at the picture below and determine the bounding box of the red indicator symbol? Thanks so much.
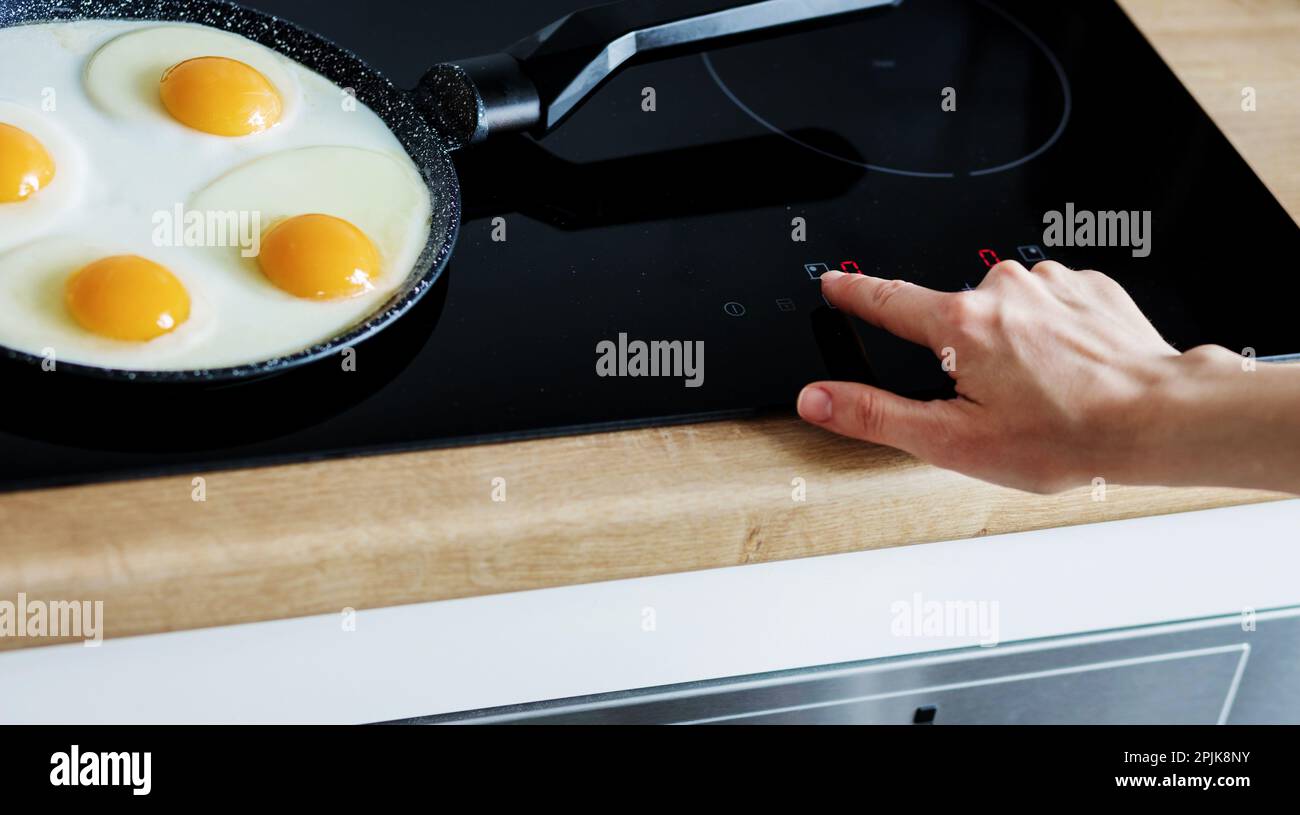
[840,260,862,274]
[979,249,1000,268]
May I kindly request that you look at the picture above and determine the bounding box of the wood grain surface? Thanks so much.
[0,0,1295,650]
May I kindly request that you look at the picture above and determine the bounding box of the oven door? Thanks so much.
[402,607,1298,724]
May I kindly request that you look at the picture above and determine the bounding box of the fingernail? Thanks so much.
[797,386,833,422]
[820,270,845,283]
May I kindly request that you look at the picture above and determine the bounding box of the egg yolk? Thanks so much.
[66,255,191,341]
[258,214,382,300]
[159,56,282,136]
[0,123,56,203]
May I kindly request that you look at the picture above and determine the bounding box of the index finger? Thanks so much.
[821,271,948,350]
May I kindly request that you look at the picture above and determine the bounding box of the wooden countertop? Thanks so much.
[1,0,1296,650]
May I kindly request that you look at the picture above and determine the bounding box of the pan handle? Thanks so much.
[418,0,901,149]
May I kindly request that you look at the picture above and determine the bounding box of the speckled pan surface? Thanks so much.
[0,0,460,382]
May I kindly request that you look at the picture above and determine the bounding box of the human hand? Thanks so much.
[796,261,1299,494]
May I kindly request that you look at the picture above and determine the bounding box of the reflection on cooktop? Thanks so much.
[458,130,866,228]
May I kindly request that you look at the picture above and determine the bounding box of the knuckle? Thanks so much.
[1031,260,1070,278]
[987,259,1028,280]
[941,292,981,328]
[868,278,910,310]
[834,272,867,301]
[1183,344,1236,367]
[850,390,889,440]
[1184,343,1222,358]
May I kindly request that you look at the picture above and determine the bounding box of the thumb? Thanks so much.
[797,381,954,457]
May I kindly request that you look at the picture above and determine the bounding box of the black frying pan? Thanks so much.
[0,0,898,382]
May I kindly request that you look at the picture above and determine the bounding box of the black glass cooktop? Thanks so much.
[2,0,1297,491]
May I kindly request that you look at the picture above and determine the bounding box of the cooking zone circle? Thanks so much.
[703,0,1071,178]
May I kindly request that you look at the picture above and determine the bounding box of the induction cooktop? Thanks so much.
[1,0,1297,492]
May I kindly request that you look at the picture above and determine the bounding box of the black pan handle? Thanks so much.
[417,0,901,148]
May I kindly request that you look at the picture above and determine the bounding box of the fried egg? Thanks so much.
[190,146,430,299]
[84,24,300,136]
[0,20,432,371]
[0,238,215,370]
[0,100,87,252]
[0,122,54,202]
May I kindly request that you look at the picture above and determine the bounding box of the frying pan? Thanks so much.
[0,0,898,382]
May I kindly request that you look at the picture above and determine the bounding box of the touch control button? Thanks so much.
[1018,244,1048,263]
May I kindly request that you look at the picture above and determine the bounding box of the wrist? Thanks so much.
[1136,345,1291,489]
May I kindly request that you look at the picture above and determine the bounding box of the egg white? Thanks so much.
[0,20,433,371]
[84,24,302,136]
[0,100,88,252]
[191,146,431,298]
[0,238,216,370]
